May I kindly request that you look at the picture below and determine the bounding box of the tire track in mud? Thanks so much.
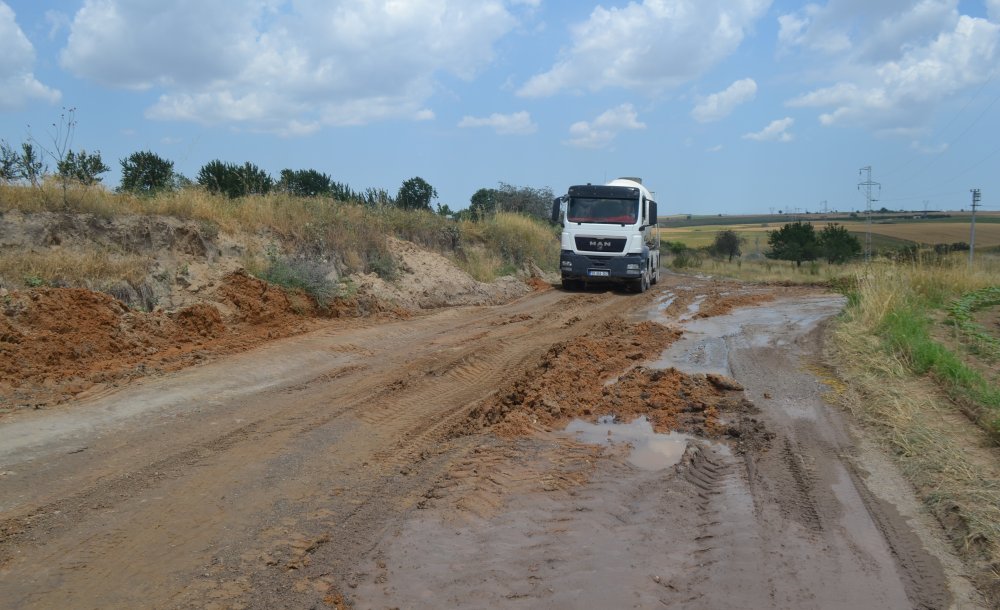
[845,462,953,610]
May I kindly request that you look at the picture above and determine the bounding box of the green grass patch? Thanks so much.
[947,286,1000,362]
[881,304,1000,436]
[258,247,341,309]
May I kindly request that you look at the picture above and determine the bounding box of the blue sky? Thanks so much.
[1,0,998,215]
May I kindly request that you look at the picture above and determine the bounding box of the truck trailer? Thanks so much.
[551,177,660,293]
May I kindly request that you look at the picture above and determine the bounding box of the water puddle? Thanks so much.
[646,295,847,376]
[565,416,691,470]
[679,295,706,321]
[654,293,676,313]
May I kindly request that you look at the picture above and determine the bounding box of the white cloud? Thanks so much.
[565,103,645,149]
[989,0,1000,21]
[458,111,537,135]
[691,78,758,122]
[518,0,770,97]
[787,15,1000,131]
[909,140,948,154]
[743,117,794,142]
[707,144,724,152]
[0,2,61,111]
[60,0,517,132]
[778,0,956,60]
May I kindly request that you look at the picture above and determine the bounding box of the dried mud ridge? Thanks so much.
[0,270,398,410]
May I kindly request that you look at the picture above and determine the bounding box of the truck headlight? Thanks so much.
[626,263,640,270]
[561,260,573,268]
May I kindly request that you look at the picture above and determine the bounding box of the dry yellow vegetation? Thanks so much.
[660,214,1000,249]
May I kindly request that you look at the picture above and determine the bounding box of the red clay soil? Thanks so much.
[694,292,775,319]
[525,276,551,291]
[467,318,766,449]
[0,271,377,411]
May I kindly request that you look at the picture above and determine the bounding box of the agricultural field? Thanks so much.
[660,212,1000,250]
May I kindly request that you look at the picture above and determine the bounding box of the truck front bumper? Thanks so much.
[559,251,645,283]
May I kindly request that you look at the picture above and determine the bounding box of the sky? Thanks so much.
[1,0,999,215]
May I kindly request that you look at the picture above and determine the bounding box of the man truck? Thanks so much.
[550,177,659,293]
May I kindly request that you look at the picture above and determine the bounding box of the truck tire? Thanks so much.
[651,265,659,285]
[562,278,581,291]
[632,272,648,293]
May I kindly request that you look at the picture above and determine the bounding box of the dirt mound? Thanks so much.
[353,237,534,310]
[694,292,775,318]
[466,318,767,449]
[0,272,375,411]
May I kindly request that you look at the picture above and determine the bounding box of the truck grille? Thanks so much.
[574,237,627,253]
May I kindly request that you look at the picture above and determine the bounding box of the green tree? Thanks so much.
[766,221,818,267]
[435,202,455,217]
[234,162,272,196]
[495,182,554,220]
[0,140,19,184]
[120,150,175,195]
[277,168,332,197]
[396,176,436,210]
[469,187,498,219]
[817,223,861,264]
[17,143,44,187]
[198,160,272,198]
[361,187,394,207]
[58,149,111,185]
[711,229,742,262]
[197,159,234,196]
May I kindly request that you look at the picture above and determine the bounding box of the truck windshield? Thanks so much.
[567,197,639,224]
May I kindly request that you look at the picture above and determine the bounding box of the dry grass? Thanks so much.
[453,212,559,281]
[660,216,1000,249]
[0,184,561,284]
[674,255,862,285]
[0,248,151,290]
[455,247,509,282]
[838,220,1000,247]
[850,255,999,328]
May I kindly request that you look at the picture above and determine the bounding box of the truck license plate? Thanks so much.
[588,269,610,277]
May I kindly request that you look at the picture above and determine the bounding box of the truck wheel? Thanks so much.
[651,266,659,285]
[562,278,581,291]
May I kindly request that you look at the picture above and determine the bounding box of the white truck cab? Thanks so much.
[551,178,660,292]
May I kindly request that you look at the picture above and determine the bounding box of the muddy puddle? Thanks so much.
[564,415,699,470]
[649,294,845,375]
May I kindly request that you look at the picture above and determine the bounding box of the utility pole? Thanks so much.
[858,166,881,262]
[970,188,981,266]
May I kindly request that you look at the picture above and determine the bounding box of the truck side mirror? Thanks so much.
[649,201,657,225]
[551,197,561,223]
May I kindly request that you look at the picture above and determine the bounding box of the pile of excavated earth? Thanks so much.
[0,211,539,411]
[466,317,769,453]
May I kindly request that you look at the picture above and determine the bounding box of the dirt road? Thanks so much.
[0,274,978,608]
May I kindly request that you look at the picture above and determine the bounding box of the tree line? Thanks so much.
[1,139,556,222]
[708,221,862,265]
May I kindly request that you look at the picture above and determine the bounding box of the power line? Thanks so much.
[858,166,880,262]
[882,74,1000,180]
[969,188,981,267]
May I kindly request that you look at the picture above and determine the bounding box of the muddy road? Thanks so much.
[0,274,977,608]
